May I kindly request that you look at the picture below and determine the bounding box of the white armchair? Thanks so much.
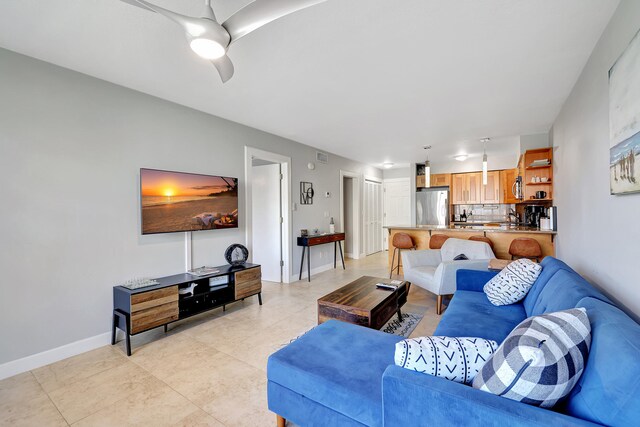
[401,238,495,314]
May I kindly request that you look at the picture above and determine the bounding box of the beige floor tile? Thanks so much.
[0,371,45,409]
[171,410,225,427]
[161,351,265,408]
[200,377,272,427]
[48,362,157,424]
[72,384,201,427]
[32,346,127,393]
[0,393,68,427]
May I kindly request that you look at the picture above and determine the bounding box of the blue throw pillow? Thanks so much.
[395,336,498,384]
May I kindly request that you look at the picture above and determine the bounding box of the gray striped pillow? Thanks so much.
[472,308,591,408]
[484,258,542,306]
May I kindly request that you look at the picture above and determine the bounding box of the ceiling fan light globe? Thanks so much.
[190,38,226,59]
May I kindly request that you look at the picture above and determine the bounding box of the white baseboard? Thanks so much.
[0,332,112,380]
[345,252,354,259]
[289,261,335,283]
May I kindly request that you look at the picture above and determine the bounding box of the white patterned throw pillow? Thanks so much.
[472,308,591,408]
[395,336,498,384]
[484,258,542,306]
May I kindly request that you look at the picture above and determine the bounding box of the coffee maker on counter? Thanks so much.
[524,205,546,228]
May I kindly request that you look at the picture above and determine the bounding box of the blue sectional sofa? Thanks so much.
[267,257,640,426]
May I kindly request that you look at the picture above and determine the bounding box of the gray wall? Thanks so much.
[552,0,640,317]
[0,48,381,364]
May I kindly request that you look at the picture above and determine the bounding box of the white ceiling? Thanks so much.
[0,0,619,167]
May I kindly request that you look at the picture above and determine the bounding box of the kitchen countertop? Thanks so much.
[384,224,557,235]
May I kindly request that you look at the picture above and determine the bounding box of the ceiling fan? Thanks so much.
[121,0,326,82]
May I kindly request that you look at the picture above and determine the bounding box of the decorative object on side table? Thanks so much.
[609,28,640,195]
[300,181,314,204]
[225,243,249,266]
[121,277,160,290]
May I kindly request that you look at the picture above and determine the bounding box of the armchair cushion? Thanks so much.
[441,238,495,261]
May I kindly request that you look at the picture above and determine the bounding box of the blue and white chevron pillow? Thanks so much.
[484,258,542,306]
[395,336,498,384]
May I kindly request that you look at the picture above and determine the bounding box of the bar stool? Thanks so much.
[509,238,542,262]
[469,235,494,251]
[429,234,449,249]
[389,233,415,278]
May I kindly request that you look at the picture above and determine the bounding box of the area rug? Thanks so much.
[381,312,423,338]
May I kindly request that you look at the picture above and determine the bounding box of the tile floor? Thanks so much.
[0,252,442,427]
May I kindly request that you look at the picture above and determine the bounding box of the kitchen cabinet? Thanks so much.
[500,169,520,204]
[481,171,502,203]
[451,172,482,204]
[416,173,451,188]
[431,173,451,187]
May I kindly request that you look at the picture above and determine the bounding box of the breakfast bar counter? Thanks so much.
[385,225,556,267]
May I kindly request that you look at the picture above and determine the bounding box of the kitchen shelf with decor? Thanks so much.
[520,147,554,202]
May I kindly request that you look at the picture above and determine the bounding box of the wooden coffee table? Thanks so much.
[317,276,410,330]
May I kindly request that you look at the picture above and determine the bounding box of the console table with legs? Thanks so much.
[297,232,345,282]
[112,263,261,355]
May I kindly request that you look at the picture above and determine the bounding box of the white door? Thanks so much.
[364,179,383,255]
[251,164,282,282]
[383,178,411,250]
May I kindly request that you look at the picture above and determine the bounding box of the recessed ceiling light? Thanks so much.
[383,162,394,169]
[454,154,468,162]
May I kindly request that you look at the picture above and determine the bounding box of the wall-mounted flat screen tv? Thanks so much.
[140,168,238,235]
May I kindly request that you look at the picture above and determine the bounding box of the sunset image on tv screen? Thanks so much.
[140,168,238,234]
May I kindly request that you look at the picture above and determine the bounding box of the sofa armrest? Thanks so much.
[382,365,598,427]
[433,260,491,295]
[456,269,499,292]
[401,249,441,270]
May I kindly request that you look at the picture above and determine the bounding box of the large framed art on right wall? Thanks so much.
[609,28,640,195]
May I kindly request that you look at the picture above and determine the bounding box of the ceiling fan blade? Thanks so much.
[212,55,235,83]
[122,0,194,29]
[119,0,156,13]
[223,0,326,43]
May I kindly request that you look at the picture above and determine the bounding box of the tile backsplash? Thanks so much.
[453,204,515,222]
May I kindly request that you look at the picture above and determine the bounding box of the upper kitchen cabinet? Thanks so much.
[431,173,451,187]
[481,171,502,203]
[500,168,520,204]
[451,172,482,204]
[416,172,451,188]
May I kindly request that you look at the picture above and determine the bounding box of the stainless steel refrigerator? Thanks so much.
[416,188,449,226]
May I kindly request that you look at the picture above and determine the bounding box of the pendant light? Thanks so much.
[424,145,432,187]
[480,138,490,186]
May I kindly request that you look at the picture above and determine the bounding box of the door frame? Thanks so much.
[339,170,361,260]
[244,146,291,283]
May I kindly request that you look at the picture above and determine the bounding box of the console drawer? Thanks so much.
[130,301,178,334]
[131,286,178,312]
[235,267,262,300]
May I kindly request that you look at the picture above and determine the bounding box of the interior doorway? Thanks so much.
[364,177,383,255]
[339,170,360,259]
[245,147,291,283]
[383,178,411,250]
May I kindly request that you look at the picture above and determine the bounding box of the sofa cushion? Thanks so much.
[267,320,402,427]
[523,257,579,315]
[472,308,591,408]
[395,336,498,384]
[561,297,640,426]
[435,290,527,344]
[484,259,542,306]
[528,269,610,317]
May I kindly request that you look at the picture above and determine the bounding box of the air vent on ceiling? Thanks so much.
[316,151,329,164]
